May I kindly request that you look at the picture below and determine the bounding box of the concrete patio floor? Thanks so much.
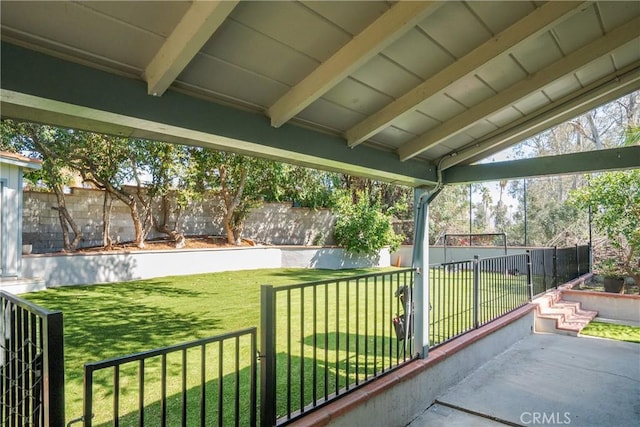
[408,332,640,427]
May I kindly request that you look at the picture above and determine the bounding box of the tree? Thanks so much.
[428,185,470,245]
[191,149,277,245]
[137,140,198,248]
[65,132,153,249]
[1,120,84,251]
[569,170,640,287]
[332,189,402,255]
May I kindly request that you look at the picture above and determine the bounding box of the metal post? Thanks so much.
[523,179,528,247]
[553,246,558,289]
[44,311,65,427]
[526,251,533,301]
[260,285,276,427]
[83,365,94,427]
[412,186,435,359]
[473,256,480,329]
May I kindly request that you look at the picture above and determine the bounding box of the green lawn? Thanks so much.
[22,266,529,425]
[22,268,386,425]
[580,321,640,343]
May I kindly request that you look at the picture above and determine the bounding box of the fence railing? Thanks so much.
[429,254,531,347]
[82,327,257,427]
[261,268,415,426]
[3,245,589,426]
[0,290,65,427]
[529,245,591,296]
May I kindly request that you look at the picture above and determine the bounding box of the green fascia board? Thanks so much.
[443,146,640,184]
[0,42,437,186]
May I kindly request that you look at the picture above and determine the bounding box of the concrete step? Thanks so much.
[535,297,598,336]
[0,276,46,294]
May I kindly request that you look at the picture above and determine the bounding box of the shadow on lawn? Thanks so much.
[25,281,224,401]
[89,351,355,427]
[81,332,409,425]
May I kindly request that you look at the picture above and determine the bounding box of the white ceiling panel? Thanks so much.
[301,1,391,36]
[418,1,493,59]
[371,126,415,147]
[322,78,392,116]
[513,92,551,116]
[465,1,536,35]
[179,54,288,109]
[230,1,350,63]
[598,1,640,31]
[511,32,564,74]
[391,110,441,137]
[350,55,422,99]
[574,56,617,87]
[296,99,366,132]
[542,75,584,102]
[611,38,640,69]
[445,75,496,109]
[475,56,528,92]
[486,107,524,128]
[551,5,603,54]
[80,1,190,37]
[382,28,455,80]
[0,1,160,70]
[201,20,318,86]
[464,121,500,140]
[416,93,467,123]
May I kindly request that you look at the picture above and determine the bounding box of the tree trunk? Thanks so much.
[102,191,113,249]
[155,195,186,248]
[52,184,83,251]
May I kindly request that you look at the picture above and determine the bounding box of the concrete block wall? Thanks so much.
[22,188,336,253]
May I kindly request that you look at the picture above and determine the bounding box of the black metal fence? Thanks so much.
[82,328,257,427]
[429,254,531,347]
[0,290,65,427]
[529,245,590,296]
[260,269,415,426]
[2,245,590,426]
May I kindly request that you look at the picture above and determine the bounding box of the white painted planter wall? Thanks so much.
[20,246,391,288]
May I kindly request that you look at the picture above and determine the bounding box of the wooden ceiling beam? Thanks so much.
[267,1,440,128]
[143,0,239,96]
[397,15,640,161]
[346,1,588,148]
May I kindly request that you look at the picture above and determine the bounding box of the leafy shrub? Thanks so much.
[332,190,403,255]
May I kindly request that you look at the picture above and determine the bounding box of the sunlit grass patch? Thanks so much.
[580,321,640,343]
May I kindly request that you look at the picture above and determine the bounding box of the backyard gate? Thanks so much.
[0,290,65,426]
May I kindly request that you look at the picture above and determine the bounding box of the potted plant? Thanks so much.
[569,169,640,293]
[22,239,33,255]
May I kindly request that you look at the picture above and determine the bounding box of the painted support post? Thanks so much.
[260,285,276,427]
[526,250,534,301]
[473,256,480,329]
[44,311,65,427]
[411,186,435,359]
[553,246,558,289]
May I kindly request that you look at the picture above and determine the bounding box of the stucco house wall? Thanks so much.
[0,152,41,277]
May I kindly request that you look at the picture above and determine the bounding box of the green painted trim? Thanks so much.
[443,146,640,184]
[0,42,436,186]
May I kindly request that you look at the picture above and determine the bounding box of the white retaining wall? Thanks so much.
[20,247,390,288]
[392,245,529,266]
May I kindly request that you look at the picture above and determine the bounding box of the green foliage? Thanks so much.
[569,170,640,282]
[332,190,402,255]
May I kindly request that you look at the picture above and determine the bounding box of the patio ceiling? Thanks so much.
[1,1,639,186]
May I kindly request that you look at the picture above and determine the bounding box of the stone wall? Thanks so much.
[22,187,336,253]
